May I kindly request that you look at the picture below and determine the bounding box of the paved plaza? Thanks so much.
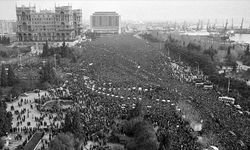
[4,90,62,149]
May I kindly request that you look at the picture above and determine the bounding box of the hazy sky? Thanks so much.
[0,0,250,25]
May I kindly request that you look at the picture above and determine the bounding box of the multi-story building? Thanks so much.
[0,20,16,35]
[16,5,82,42]
[90,12,121,34]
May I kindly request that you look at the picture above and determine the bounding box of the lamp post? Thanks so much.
[227,77,230,94]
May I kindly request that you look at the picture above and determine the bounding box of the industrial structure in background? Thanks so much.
[16,4,82,42]
[0,20,16,35]
[90,12,121,34]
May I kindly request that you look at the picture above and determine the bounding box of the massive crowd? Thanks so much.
[5,35,250,150]
[57,40,249,150]
[54,37,250,149]
[62,66,200,150]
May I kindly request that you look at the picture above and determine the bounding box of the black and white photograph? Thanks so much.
[0,0,250,149]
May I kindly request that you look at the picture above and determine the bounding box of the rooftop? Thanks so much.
[92,12,119,15]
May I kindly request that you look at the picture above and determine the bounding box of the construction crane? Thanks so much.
[197,19,200,31]
[224,19,228,31]
[240,18,244,30]
[231,18,234,29]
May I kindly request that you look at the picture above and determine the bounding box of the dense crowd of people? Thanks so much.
[63,67,200,149]
[47,38,250,150]
[52,52,209,149]
[5,34,250,150]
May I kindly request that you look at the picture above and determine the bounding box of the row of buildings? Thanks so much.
[15,5,121,42]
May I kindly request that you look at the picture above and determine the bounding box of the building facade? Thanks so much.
[90,12,121,34]
[16,5,82,42]
[0,20,16,35]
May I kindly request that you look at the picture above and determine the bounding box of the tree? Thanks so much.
[61,41,67,57]
[7,65,16,86]
[245,44,250,55]
[40,60,57,84]
[1,64,8,87]
[224,46,236,67]
[63,112,72,133]
[49,133,75,150]
[203,47,217,61]
[187,42,201,51]
[72,110,85,138]
[124,120,159,150]
[0,101,12,137]
[41,41,49,57]
[63,110,84,139]
[60,42,73,58]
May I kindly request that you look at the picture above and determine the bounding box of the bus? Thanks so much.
[195,82,204,87]
[203,83,213,90]
[218,96,235,104]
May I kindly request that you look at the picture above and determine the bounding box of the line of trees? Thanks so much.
[123,102,160,150]
[241,44,250,66]
[0,36,10,45]
[39,60,58,85]
[0,64,18,87]
[41,41,78,64]
[0,100,12,137]
[165,39,250,108]
[165,40,216,75]
[41,41,74,58]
